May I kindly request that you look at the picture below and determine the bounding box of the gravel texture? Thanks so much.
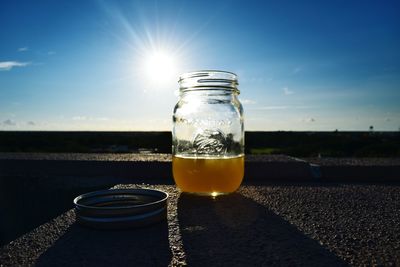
[0,153,301,163]
[1,183,400,266]
[305,157,400,166]
[0,153,172,162]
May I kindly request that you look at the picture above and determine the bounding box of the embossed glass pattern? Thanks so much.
[172,70,244,195]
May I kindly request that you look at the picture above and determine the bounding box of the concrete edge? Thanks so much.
[0,156,314,181]
[1,155,399,182]
[319,165,400,182]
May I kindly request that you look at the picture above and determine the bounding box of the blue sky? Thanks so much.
[1,0,399,131]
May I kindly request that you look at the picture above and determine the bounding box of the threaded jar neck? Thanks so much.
[179,70,239,94]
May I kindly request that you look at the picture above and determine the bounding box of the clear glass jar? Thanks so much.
[172,70,244,195]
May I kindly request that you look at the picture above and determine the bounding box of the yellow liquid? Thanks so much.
[172,155,244,194]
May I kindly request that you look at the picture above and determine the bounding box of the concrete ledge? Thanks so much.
[0,153,314,181]
[306,157,400,182]
[0,160,172,180]
[1,153,400,182]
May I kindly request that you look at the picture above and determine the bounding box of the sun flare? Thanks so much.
[143,50,177,85]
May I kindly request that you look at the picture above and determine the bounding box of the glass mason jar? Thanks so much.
[172,70,244,195]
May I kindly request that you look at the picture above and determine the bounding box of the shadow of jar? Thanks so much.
[177,192,347,266]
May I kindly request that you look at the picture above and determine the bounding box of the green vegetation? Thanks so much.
[245,131,400,157]
[250,148,282,155]
[0,131,399,157]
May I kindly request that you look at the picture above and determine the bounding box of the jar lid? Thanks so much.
[73,188,168,229]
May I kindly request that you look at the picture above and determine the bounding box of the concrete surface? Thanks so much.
[305,157,400,182]
[1,153,400,266]
[1,183,400,266]
[0,153,313,181]
[2,153,400,181]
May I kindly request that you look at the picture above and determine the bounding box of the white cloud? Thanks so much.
[72,116,87,121]
[27,121,35,126]
[283,87,294,95]
[257,106,289,110]
[18,47,29,52]
[0,61,30,71]
[95,117,109,121]
[241,99,256,105]
[302,118,315,123]
[3,119,16,126]
[72,116,109,121]
[250,105,312,111]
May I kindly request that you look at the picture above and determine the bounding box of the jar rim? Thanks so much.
[179,70,239,92]
[179,70,237,82]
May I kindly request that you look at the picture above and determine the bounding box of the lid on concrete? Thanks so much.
[73,188,168,229]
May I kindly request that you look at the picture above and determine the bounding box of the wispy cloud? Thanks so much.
[47,51,56,55]
[302,118,315,123]
[27,121,36,126]
[18,47,29,52]
[95,117,109,121]
[241,99,256,105]
[257,106,289,110]
[283,87,294,95]
[72,116,109,121]
[0,61,30,71]
[3,119,16,126]
[250,105,313,111]
[72,116,87,121]
[292,66,302,74]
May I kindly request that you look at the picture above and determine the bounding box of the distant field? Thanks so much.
[0,131,399,157]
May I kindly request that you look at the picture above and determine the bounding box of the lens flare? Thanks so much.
[143,50,177,86]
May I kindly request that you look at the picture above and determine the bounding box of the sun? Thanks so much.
[143,50,177,85]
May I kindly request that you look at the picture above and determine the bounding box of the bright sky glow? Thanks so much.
[143,50,178,86]
[0,0,399,131]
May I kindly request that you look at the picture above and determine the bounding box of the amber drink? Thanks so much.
[172,70,244,195]
[173,155,244,194]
